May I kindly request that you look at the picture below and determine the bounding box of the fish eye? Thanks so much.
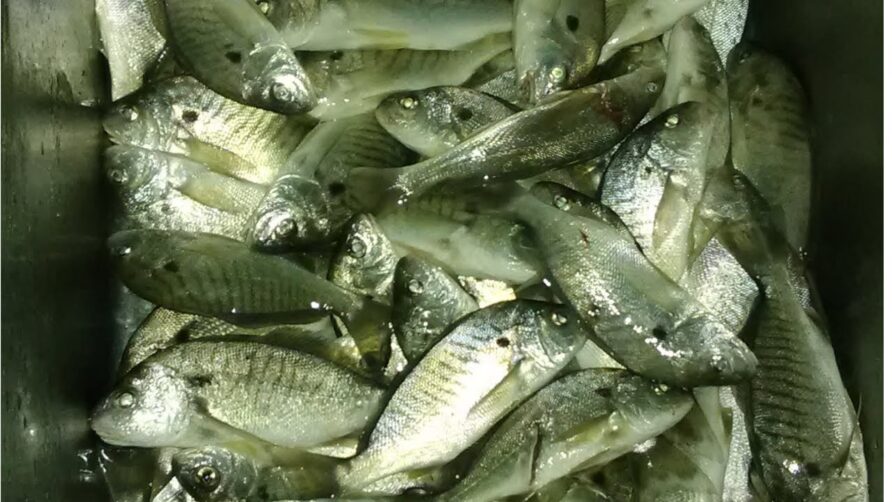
[548,66,566,83]
[399,96,418,110]
[270,81,296,104]
[119,105,139,122]
[456,107,473,121]
[664,114,680,128]
[193,465,220,489]
[108,168,128,184]
[273,218,297,239]
[115,391,135,409]
[347,237,367,258]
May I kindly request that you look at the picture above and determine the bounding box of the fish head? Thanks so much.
[242,45,317,114]
[330,214,399,300]
[598,39,667,81]
[609,373,694,431]
[91,362,192,447]
[249,175,332,250]
[103,97,169,150]
[519,58,571,105]
[172,447,258,501]
[505,302,586,376]
[103,145,169,209]
[669,314,758,385]
[376,88,463,156]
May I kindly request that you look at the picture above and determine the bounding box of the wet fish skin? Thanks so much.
[693,0,749,66]
[514,0,605,104]
[506,190,757,387]
[341,300,586,489]
[529,181,636,243]
[347,62,664,211]
[265,0,514,51]
[91,341,385,449]
[163,0,316,114]
[727,43,811,250]
[439,369,693,501]
[301,34,512,120]
[248,175,333,250]
[391,257,479,364]
[96,0,169,100]
[109,229,365,324]
[599,0,709,64]
[376,86,516,157]
[329,214,400,303]
[103,76,314,185]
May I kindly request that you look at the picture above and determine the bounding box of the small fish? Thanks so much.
[329,214,400,304]
[728,43,811,250]
[172,446,338,501]
[347,62,663,211]
[340,300,586,489]
[91,341,385,449]
[265,0,513,50]
[249,114,412,250]
[601,102,718,280]
[599,0,709,64]
[391,257,479,363]
[96,0,169,100]
[104,76,313,185]
[301,34,512,120]
[163,0,316,113]
[514,0,605,103]
[439,369,693,501]
[376,86,517,157]
[502,189,757,387]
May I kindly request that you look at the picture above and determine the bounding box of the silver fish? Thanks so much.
[529,181,637,244]
[163,0,316,113]
[265,0,513,50]
[504,190,757,386]
[347,62,664,211]
[329,214,400,303]
[439,369,693,501]
[301,34,512,120]
[693,0,749,66]
[96,0,169,100]
[91,341,385,449]
[514,0,605,103]
[728,43,812,250]
[391,257,479,364]
[376,86,516,157]
[104,76,314,185]
[599,0,709,64]
[340,300,586,489]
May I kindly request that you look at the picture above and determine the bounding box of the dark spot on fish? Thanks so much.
[163,261,180,273]
[496,337,511,348]
[752,96,764,107]
[174,328,192,343]
[225,51,242,64]
[591,470,606,484]
[566,15,579,32]
[652,327,668,340]
[328,182,346,196]
[456,107,473,121]
[803,462,822,476]
[181,110,199,123]
[330,50,344,61]
[187,375,214,388]
[579,230,590,247]
[595,387,611,398]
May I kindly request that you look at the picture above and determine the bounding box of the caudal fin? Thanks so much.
[345,166,407,212]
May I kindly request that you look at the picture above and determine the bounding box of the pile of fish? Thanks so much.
[91,0,867,500]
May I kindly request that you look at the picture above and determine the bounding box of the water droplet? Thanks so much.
[552,195,570,211]
[632,438,656,453]
[117,246,132,257]
[407,279,424,295]
[645,82,659,93]
[119,105,138,122]
[347,237,366,258]
[783,459,803,475]
[550,312,567,326]
[399,96,418,109]
[665,114,680,128]
[310,301,321,310]
[230,308,239,314]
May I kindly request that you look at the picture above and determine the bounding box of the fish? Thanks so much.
[572,340,625,370]
[501,189,757,387]
[248,114,412,250]
[346,60,664,211]
[340,300,586,489]
[103,76,314,185]
[719,386,756,502]
[91,341,385,449]
[692,0,749,66]
[599,0,709,64]
[529,181,636,243]
[96,0,169,100]
[728,43,812,250]
[698,167,867,501]
[162,0,316,113]
[438,369,693,501]
[530,478,612,502]
[172,446,338,501]
[601,102,718,280]
[300,34,512,120]
[264,0,513,51]
[391,257,479,364]
[514,0,605,104]
[376,86,517,157]
[355,462,467,498]
[377,196,546,285]
[329,214,400,304]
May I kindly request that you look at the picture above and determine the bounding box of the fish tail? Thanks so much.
[346,166,407,212]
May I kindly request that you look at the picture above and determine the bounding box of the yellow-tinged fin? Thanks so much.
[467,361,527,420]
[182,137,272,185]
[351,28,410,50]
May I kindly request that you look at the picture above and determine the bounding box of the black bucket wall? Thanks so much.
[0,0,882,501]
